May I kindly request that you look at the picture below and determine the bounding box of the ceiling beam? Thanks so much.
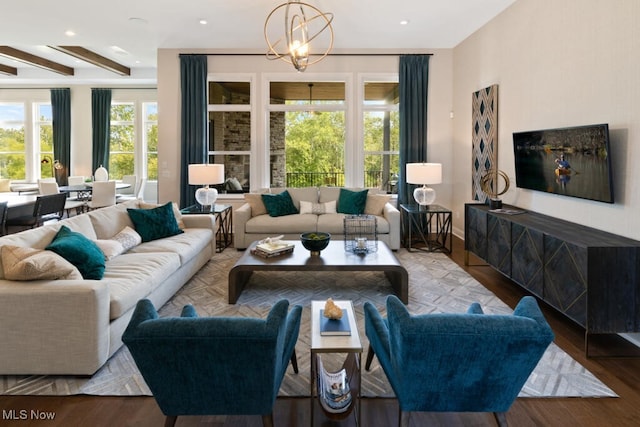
[49,46,130,76]
[0,63,18,76]
[0,46,74,76]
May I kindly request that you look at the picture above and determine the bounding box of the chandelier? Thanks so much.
[264,0,334,72]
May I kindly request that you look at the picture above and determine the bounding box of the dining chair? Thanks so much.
[117,177,146,203]
[39,181,86,216]
[37,178,56,194]
[119,175,137,195]
[66,176,86,201]
[6,193,67,230]
[86,181,116,210]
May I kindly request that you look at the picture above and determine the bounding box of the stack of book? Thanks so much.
[251,241,295,258]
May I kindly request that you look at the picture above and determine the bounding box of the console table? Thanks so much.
[465,203,640,356]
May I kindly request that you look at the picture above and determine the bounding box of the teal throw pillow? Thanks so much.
[127,202,184,242]
[337,188,369,215]
[261,191,299,217]
[46,225,106,280]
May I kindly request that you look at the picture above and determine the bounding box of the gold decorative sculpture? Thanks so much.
[480,168,510,209]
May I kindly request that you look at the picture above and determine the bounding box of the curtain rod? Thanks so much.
[179,53,433,57]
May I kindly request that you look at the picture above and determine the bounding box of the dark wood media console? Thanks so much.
[465,203,640,356]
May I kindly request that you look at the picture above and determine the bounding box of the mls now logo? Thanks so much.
[3,409,56,420]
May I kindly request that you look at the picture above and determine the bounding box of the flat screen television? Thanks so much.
[512,123,614,203]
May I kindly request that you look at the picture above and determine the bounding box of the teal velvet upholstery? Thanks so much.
[127,202,183,242]
[122,299,302,427]
[364,295,554,426]
[45,225,105,279]
[337,188,368,214]
[261,190,298,217]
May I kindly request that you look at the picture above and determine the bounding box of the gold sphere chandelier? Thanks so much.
[264,0,334,72]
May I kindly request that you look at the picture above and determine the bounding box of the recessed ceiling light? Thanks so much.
[129,17,148,25]
[400,20,410,25]
[199,19,208,25]
[111,46,129,55]
[65,30,76,36]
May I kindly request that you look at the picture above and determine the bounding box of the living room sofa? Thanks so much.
[0,200,215,375]
[234,187,400,250]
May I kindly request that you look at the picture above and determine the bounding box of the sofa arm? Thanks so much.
[234,203,252,249]
[181,214,216,231]
[0,279,110,375]
[383,202,401,250]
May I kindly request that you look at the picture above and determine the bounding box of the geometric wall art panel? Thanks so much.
[472,84,498,202]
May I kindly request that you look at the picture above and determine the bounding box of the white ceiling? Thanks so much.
[0,0,516,85]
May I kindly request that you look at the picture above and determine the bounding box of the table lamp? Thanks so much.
[406,163,442,206]
[188,164,225,211]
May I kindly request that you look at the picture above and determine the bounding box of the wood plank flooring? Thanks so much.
[1,236,639,426]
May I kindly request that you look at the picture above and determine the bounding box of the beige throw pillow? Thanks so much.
[93,239,126,260]
[364,194,392,216]
[244,193,268,217]
[112,226,142,252]
[0,179,11,192]
[1,245,82,281]
[299,200,337,215]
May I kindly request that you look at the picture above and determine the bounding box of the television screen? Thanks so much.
[512,124,614,203]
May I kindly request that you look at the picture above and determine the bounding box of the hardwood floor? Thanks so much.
[2,236,640,426]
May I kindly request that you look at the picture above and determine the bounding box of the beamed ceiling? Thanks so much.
[0,0,517,85]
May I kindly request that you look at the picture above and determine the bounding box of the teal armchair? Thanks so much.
[364,295,554,427]
[123,299,302,427]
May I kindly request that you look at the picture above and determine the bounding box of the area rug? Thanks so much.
[0,248,617,398]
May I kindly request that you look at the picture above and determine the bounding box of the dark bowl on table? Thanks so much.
[300,232,331,254]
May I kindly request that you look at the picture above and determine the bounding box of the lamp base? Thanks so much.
[195,186,218,211]
[413,185,436,206]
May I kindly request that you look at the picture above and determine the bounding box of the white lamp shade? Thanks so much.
[406,163,442,185]
[188,164,225,185]
[406,163,442,206]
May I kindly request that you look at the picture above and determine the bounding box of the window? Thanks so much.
[107,95,157,181]
[36,103,55,179]
[109,102,135,179]
[268,81,346,188]
[363,81,399,193]
[207,80,253,192]
[144,103,158,180]
[0,103,26,180]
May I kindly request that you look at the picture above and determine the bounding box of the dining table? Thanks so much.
[58,182,132,201]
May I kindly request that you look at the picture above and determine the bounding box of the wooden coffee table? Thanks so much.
[228,240,408,304]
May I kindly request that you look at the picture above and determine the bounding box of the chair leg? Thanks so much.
[290,349,299,374]
[365,344,375,371]
[164,415,177,427]
[494,412,508,427]
[399,410,410,427]
[262,413,274,427]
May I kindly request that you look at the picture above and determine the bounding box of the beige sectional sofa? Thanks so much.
[234,187,400,250]
[0,200,215,375]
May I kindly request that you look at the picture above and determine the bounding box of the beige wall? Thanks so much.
[156,49,454,207]
[451,0,640,239]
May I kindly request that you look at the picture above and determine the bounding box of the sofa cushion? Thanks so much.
[262,191,298,217]
[317,214,390,234]
[285,187,319,209]
[103,252,181,319]
[128,228,213,265]
[88,202,134,239]
[299,200,337,215]
[244,193,268,217]
[139,201,185,229]
[365,194,392,216]
[1,245,82,280]
[45,225,106,280]
[246,214,318,234]
[337,188,369,215]
[127,202,184,242]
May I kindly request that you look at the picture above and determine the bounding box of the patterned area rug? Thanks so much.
[0,248,617,398]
